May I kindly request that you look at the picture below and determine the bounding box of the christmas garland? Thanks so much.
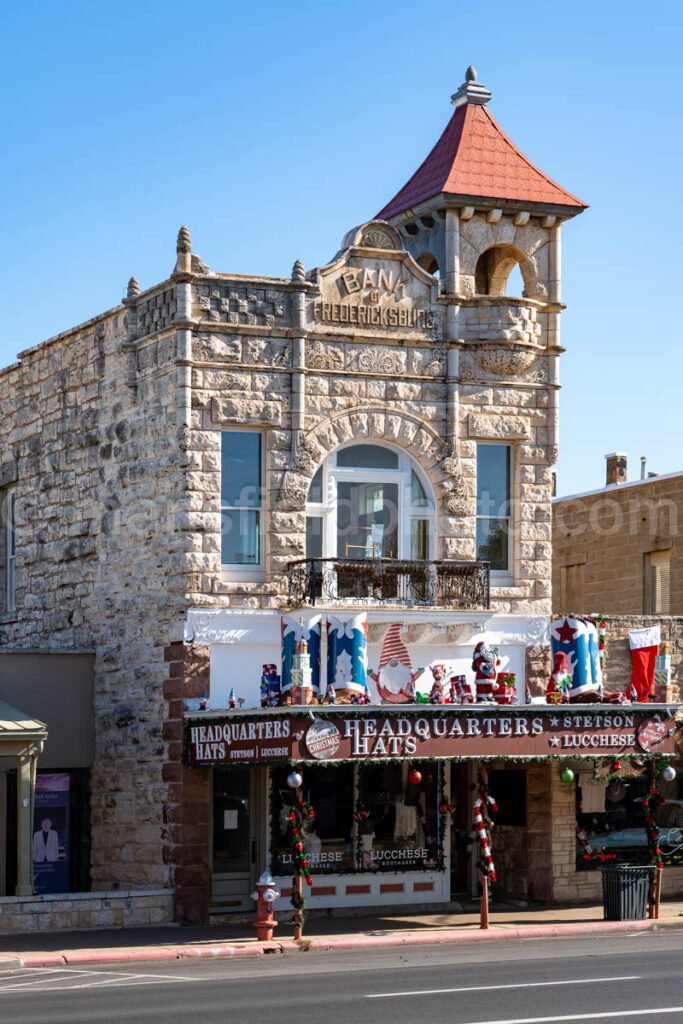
[643,759,667,871]
[288,797,315,931]
[575,823,616,864]
[288,799,315,887]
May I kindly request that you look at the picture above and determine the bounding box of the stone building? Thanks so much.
[553,453,683,615]
[2,68,677,931]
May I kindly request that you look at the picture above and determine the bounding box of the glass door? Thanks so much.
[336,481,399,559]
[211,765,256,912]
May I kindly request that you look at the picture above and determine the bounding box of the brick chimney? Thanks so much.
[605,452,627,486]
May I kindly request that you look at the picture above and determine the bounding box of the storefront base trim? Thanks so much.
[554,867,683,904]
[272,871,449,909]
[0,888,175,934]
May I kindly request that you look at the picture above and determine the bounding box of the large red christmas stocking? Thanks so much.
[628,625,660,701]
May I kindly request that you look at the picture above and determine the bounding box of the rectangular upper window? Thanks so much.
[476,443,511,572]
[2,488,16,613]
[220,432,263,568]
[644,550,670,614]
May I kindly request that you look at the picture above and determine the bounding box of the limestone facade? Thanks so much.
[0,69,589,912]
[0,206,569,896]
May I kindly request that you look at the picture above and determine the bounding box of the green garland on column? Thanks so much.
[643,757,668,870]
[288,798,315,926]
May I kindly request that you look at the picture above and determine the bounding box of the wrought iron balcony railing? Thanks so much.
[286,558,490,609]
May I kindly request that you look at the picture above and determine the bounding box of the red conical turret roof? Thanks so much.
[377,69,586,220]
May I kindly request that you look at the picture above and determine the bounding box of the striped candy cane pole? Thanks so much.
[472,796,497,884]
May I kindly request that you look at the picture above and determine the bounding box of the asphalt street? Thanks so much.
[1,931,683,1023]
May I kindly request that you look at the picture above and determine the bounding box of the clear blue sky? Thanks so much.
[1,0,679,497]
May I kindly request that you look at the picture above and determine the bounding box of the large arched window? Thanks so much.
[305,443,436,561]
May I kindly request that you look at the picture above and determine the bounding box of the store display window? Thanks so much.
[575,764,683,870]
[269,761,445,875]
[358,761,443,872]
[270,764,355,875]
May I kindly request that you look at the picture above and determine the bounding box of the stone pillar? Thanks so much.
[444,208,460,296]
[163,642,212,924]
[525,763,554,901]
[173,229,194,430]
[16,747,39,897]
[290,261,308,462]
[546,222,562,461]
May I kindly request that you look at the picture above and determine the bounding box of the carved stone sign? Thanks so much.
[186,708,679,765]
[309,248,439,335]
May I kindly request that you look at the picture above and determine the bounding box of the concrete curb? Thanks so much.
[15,917,683,968]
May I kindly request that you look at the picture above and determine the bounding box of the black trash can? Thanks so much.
[600,864,653,921]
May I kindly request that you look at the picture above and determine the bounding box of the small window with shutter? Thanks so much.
[644,550,670,614]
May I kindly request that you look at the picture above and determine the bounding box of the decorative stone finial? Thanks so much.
[291,259,306,283]
[126,276,140,299]
[451,65,492,108]
[176,225,191,254]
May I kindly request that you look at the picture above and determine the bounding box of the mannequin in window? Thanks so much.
[33,816,59,862]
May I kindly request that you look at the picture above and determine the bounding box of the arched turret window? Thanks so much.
[416,252,440,278]
[475,245,530,297]
[305,443,436,562]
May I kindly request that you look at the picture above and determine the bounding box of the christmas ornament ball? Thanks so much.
[287,771,303,789]
[408,768,422,785]
[662,765,677,782]
[611,760,622,773]
[559,767,575,784]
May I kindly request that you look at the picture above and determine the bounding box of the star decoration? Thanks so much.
[556,618,577,644]
[549,736,560,747]
[550,717,560,727]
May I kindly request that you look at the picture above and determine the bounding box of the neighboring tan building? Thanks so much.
[553,454,683,615]
[2,67,677,931]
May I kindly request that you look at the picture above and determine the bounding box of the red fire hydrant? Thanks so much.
[251,871,280,941]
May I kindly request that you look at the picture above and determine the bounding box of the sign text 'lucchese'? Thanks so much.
[186,711,677,765]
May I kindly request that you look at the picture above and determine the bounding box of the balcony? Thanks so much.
[286,558,490,609]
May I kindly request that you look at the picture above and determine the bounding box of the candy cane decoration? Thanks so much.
[472,795,497,883]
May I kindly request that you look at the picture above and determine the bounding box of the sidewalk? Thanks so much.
[2,898,683,968]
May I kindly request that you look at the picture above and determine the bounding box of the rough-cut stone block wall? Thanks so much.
[0,285,201,893]
[552,476,683,615]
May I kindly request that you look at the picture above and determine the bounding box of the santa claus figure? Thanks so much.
[472,642,501,702]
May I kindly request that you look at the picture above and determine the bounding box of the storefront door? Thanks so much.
[211,765,261,912]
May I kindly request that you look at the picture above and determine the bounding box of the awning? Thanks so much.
[0,698,47,896]
[0,698,48,753]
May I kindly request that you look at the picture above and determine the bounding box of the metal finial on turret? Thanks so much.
[291,259,306,283]
[176,225,191,254]
[451,65,492,108]
[126,276,140,299]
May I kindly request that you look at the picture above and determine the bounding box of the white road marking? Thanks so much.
[0,966,198,993]
[448,1009,683,1024]
[367,975,641,998]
